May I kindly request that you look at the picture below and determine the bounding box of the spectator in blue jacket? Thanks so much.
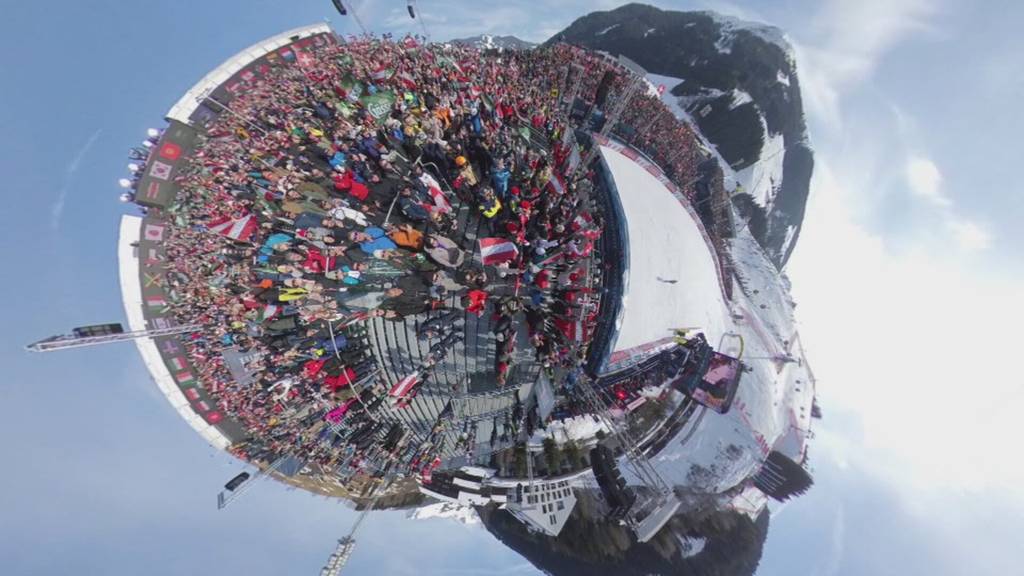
[349,226,396,254]
[491,159,511,199]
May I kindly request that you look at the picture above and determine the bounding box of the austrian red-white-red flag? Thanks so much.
[396,71,417,89]
[479,237,519,266]
[389,372,420,398]
[371,66,394,81]
[208,213,257,242]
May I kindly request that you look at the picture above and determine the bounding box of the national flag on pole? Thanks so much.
[371,66,394,81]
[396,71,417,89]
[256,304,280,322]
[419,174,451,215]
[478,237,519,266]
[388,372,420,398]
[572,212,593,232]
[438,55,463,74]
[427,186,451,214]
[207,213,257,242]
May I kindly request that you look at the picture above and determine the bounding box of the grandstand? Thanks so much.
[108,21,816,545]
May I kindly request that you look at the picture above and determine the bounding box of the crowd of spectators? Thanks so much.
[124,27,730,488]
[548,45,707,197]
[147,36,611,481]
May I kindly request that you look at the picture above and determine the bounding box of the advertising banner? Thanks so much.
[135,216,248,441]
[134,120,198,209]
[360,90,397,124]
[690,352,741,414]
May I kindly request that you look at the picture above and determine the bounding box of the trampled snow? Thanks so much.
[597,24,621,36]
[599,144,815,506]
[601,144,730,352]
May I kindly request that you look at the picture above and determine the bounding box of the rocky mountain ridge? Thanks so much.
[547,3,814,267]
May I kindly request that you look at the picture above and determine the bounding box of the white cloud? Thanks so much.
[947,218,992,252]
[904,155,950,207]
[361,0,628,43]
[51,128,103,230]
[787,159,1024,501]
[794,0,938,129]
[901,155,993,251]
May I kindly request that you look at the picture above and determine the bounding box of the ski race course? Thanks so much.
[599,142,815,509]
[600,144,729,352]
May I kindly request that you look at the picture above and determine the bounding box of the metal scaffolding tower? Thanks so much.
[578,74,645,175]
[26,324,202,353]
[575,373,679,542]
[318,478,391,575]
[320,537,356,576]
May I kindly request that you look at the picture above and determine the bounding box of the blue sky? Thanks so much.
[1,1,1021,574]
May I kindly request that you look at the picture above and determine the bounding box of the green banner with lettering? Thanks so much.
[360,91,397,125]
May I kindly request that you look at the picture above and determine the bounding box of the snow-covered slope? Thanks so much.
[551,3,814,268]
[450,34,535,51]
[648,73,786,217]
[407,502,481,526]
[646,219,816,503]
[703,11,793,59]
[601,144,730,352]
[600,142,815,514]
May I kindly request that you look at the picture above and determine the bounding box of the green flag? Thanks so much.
[360,91,397,125]
[336,53,354,68]
[340,75,364,102]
